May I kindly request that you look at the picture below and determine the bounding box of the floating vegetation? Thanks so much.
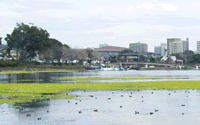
[0,81,200,104]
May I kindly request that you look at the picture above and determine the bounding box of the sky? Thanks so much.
[1,0,200,52]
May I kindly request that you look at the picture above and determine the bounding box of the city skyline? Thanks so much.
[0,0,200,52]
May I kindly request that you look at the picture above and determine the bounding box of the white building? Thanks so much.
[170,41,183,54]
[182,38,189,53]
[167,38,189,55]
[197,41,200,54]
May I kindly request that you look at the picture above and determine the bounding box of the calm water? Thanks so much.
[1,89,200,125]
[0,70,200,83]
[1,70,200,125]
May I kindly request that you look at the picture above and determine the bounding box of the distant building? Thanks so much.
[197,41,200,54]
[99,43,108,48]
[154,46,162,55]
[94,46,127,59]
[129,42,148,54]
[167,38,181,55]
[170,41,183,54]
[154,43,166,57]
[167,38,189,55]
[182,38,189,53]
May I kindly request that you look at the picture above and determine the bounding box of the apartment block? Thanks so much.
[170,41,183,54]
[154,43,166,56]
[182,38,189,52]
[129,42,148,54]
[197,41,200,54]
[167,38,181,55]
[167,38,189,55]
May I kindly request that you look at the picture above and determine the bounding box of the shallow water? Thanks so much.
[1,89,200,125]
[1,70,200,83]
[1,70,200,125]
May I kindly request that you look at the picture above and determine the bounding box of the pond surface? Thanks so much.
[1,70,200,125]
[1,89,200,125]
[0,70,200,83]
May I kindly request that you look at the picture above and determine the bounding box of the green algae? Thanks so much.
[1,81,200,104]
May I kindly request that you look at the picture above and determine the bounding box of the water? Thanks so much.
[1,70,200,124]
[1,70,200,83]
[1,89,200,125]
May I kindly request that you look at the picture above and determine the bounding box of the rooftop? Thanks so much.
[94,46,127,52]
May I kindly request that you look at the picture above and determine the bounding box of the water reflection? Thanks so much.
[0,70,200,83]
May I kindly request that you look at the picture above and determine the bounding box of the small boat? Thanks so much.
[101,66,120,71]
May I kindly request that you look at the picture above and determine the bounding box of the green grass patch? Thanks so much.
[0,81,200,104]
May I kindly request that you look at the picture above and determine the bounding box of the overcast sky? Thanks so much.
[1,0,200,52]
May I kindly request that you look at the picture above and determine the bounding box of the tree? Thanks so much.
[183,50,194,55]
[120,49,133,54]
[171,53,186,64]
[191,54,200,63]
[5,23,50,61]
[39,38,63,62]
[149,57,156,62]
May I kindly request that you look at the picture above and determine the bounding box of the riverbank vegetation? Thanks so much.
[0,81,200,104]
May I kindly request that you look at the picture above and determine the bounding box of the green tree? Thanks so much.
[120,49,133,54]
[39,38,63,62]
[191,54,200,63]
[149,57,156,62]
[5,23,50,61]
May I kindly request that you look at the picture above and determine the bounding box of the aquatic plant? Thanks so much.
[0,81,200,104]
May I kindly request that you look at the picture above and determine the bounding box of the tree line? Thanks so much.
[3,22,97,64]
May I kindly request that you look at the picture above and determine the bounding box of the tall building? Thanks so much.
[167,38,181,55]
[154,46,162,55]
[129,41,148,54]
[182,38,189,52]
[170,41,183,54]
[154,43,166,56]
[197,41,200,54]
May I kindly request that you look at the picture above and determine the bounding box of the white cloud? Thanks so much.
[104,37,115,39]
[126,6,134,11]
[85,24,146,36]
[137,4,155,9]
[158,4,178,11]
[0,9,22,17]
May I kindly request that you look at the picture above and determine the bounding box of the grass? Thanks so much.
[0,81,200,104]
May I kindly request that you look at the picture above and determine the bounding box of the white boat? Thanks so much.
[101,66,120,71]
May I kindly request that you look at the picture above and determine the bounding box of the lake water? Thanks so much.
[1,70,200,83]
[0,70,200,125]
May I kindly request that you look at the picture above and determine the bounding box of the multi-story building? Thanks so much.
[94,45,127,59]
[154,46,162,55]
[129,42,148,54]
[170,41,183,54]
[154,43,166,56]
[182,38,189,53]
[197,41,200,54]
[167,38,181,55]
